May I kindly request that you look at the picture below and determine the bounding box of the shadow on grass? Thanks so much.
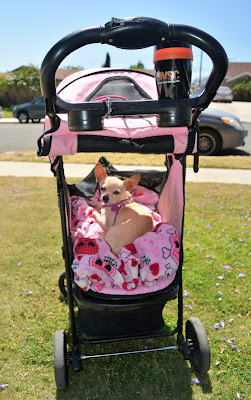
[55,333,212,400]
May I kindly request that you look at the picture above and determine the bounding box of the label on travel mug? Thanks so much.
[154,42,193,99]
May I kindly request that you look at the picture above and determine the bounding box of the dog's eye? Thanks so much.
[113,190,120,195]
[100,186,106,191]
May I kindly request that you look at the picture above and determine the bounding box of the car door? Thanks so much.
[29,97,46,119]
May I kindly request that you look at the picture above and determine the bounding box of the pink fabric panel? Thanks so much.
[57,69,158,101]
[49,134,78,155]
[157,157,184,236]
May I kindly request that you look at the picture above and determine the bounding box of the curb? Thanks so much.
[0,161,250,184]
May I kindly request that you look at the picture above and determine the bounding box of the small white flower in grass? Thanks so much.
[16,262,22,267]
[214,323,220,329]
[219,297,223,301]
[213,361,220,366]
[237,273,246,278]
[215,283,221,287]
[191,378,200,385]
[218,275,225,280]
[29,291,33,295]
[223,265,231,269]
[220,321,225,328]
[0,385,8,389]
[183,292,190,298]
[233,289,241,294]
[229,318,234,324]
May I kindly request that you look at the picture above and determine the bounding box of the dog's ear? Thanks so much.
[123,174,141,192]
[94,162,108,183]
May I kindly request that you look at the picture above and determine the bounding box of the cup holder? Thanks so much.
[68,110,104,131]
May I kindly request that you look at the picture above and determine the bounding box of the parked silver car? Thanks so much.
[199,108,247,155]
[213,86,233,103]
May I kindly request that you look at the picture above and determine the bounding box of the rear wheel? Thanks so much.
[199,128,221,156]
[186,317,210,374]
[18,112,29,123]
[54,330,68,389]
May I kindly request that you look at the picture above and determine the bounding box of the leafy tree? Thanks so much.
[0,65,41,106]
[102,53,111,68]
[6,65,40,93]
[130,60,145,69]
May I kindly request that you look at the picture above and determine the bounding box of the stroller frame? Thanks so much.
[38,17,228,389]
[56,154,189,375]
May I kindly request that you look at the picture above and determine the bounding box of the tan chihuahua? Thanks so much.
[92,162,154,256]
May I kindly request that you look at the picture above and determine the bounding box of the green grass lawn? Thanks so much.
[0,177,250,399]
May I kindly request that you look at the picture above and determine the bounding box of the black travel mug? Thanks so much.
[154,41,193,127]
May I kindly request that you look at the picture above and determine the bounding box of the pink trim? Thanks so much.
[157,157,184,235]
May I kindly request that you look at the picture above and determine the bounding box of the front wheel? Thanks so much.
[18,112,29,123]
[54,330,68,389]
[186,317,210,374]
[199,129,221,156]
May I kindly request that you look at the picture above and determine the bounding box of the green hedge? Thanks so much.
[231,76,251,101]
[0,65,41,107]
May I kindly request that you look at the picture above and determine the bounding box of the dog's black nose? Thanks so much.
[102,195,109,203]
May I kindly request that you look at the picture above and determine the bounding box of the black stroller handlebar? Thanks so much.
[40,17,228,127]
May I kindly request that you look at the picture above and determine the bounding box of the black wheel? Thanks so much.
[58,271,67,297]
[199,128,221,156]
[18,111,29,123]
[186,317,210,374]
[32,118,40,123]
[54,330,68,389]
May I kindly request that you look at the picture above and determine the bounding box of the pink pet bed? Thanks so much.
[71,185,181,295]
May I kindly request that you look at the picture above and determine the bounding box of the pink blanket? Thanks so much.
[71,186,180,295]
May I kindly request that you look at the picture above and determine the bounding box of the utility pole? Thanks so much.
[199,50,203,87]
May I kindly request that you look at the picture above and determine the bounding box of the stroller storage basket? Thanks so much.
[73,274,180,337]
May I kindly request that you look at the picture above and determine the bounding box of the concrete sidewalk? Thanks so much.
[0,161,250,184]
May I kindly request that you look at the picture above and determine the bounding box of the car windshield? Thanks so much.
[34,97,44,105]
[218,87,231,93]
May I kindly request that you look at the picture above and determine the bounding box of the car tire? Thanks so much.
[32,118,41,123]
[18,112,29,123]
[199,128,221,156]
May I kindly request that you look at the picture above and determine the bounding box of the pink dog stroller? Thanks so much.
[38,17,228,389]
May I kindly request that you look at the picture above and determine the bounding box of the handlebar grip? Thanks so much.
[102,18,228,103]
[40,16,228,110]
